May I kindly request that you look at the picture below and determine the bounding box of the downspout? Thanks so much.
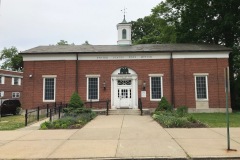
[76,53,79,93]
[170,52,175,108]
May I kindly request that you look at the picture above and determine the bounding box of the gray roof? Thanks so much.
[21,44,231,54]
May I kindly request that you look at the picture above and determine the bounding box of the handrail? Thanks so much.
[139,98,143,116]
[106,99,109,116]
[84,100,110,115]
[25,102,67,126]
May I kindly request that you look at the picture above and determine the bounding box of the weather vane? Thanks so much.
[121,7,127,20]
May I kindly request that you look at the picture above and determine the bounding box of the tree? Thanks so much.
[131,3,177,44]
[57,40,69,45]
[165,0,240,109]
[0,47,23,71]
[131,0,240,109]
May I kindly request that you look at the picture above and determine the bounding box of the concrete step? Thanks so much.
[108,109,140,115]
[108,109,150,115]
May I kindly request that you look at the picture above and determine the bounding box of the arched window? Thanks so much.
[122,29,127,39]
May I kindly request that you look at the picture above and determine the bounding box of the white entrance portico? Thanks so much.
[111,67,138,109]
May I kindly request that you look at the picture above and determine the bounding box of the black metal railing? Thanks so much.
[25,102,67,126]
[138,98,143,116]
[84,99,110,115]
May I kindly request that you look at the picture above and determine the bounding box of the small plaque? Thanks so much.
[141,91,146,98]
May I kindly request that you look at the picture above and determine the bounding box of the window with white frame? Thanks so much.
[149,74,163,101]
[195,74,208,100]
[86,75,99,101]
[0,76,5,84]
[12,77,21,85]
[12,92,20,98]
[43,76,56,102]
[0,91,4,97]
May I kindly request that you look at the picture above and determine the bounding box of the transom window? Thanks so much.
[12,92,20,98]
[118,80,131,85]
[195,75,208,100]
[43,76,56,102]
[122,29,127,39]
[149,74,163,101]
[87,76,99,101]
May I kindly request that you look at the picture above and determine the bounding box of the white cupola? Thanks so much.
[117,15,132,45]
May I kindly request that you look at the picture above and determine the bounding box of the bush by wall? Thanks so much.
[41,92,97,129]
[153,103,206,128]
[155,97,172,112]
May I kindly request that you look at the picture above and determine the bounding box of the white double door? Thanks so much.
[111,76,138,109]
[117,85,132,108]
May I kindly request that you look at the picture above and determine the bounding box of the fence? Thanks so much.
[85,100,110,115]
[25,102,67,126]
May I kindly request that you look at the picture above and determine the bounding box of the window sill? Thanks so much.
[43,100,55,103]
[150,99,161,102]
[196,99,209,102]
[87,100,99,102]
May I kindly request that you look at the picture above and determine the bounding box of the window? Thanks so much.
[0,76,5,84]
[195,74,208,100]
[43,76,56,102]
[12,92,20,98]
[122,29,127,39]
[149,74,163,101]
[86,75,99,101]
[0,91,4,97]
[12,77,21,85]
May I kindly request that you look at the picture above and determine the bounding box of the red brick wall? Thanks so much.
[22,58,229,109]
[0,69,23,104]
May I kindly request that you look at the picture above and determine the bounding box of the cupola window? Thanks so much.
[122,29,127,39]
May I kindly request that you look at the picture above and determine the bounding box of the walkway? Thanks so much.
[0,115,239,159]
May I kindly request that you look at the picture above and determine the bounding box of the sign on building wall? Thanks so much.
[141,91,146,98]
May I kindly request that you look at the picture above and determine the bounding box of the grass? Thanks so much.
[0,115,25,130]
[192,112,240,127]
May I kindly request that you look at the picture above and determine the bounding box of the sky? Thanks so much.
[0,0,162,52]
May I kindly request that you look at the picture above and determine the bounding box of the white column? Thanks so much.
[132,76,138,109]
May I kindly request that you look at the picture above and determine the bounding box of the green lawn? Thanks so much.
[192,112,240,127]
[0,115,25,130]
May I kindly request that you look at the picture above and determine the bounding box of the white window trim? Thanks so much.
[12,77,21,85]
[149,75,163,101]
[0,91,4,98]
[86,76,100,102]
[12,92,20,98]
[0,76,5,84]
[43,77,56,102]
[194,75,209,101]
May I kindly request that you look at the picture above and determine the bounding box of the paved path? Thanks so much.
[0,115,239,159]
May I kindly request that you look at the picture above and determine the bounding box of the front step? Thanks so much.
[108,109,150,115]
[108,109,140,115]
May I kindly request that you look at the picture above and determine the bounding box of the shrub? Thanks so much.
[176,106,188,117]
[64,92,88,115]
[155,97,172,112]
[40,112,97,130]
[153,113,189,128]
[68,92,84,108]
[152,107,206,128]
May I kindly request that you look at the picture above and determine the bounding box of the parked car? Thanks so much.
[0,100,21,116]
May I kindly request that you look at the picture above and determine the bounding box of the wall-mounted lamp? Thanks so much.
[103,81,106,90]
[29,74,33,78]
[143,81,146,91]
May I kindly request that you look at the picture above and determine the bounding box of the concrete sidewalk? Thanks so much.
[0,115,239,159]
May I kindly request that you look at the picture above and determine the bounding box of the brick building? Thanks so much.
[0,69,23,105]
[21,19,231,112]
